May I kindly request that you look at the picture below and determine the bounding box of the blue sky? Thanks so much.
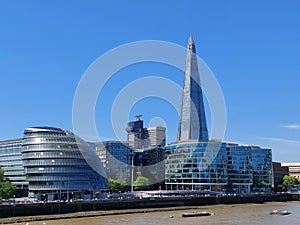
[0,1,299,162]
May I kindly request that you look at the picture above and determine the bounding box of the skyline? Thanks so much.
[0,1,300,162]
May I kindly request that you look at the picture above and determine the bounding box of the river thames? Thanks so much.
[27,201,300,225]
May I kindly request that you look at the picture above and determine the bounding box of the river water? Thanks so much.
[27,201,300,225]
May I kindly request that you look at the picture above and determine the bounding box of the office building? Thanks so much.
[165,36,273,192]
[177,36,208,142]
[126,115,145,149]
[126,116,166,187]
[251,146,273,190]
[281,162,300,181]
[94,141,131,183]
[126,115,166,149]
[134,146,165,189]
[272,162,289,188]
[226,144,253,193]
[165,141,227,191]
[22,127,108,200]
[0,138,28,196]
[144,126,166,147]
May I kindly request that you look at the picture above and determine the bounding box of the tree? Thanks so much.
[0,166,17,199]
[0,181,16,199]
[226,177,234,192]
[0,167,4,183]
[108,179,126,192]
[133,176,150,191]
[283,175,299,188]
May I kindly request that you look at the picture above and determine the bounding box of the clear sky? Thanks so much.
[0,1,299,162]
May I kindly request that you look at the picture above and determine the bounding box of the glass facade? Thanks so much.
[251,147,273,190]
[0,138,28,196]
[226,144,253,193]
[22,127,108,200]
[135,146,165,188]
[165,141,228,191]
[177,36,208,142]
[165,142,273,192]
[94,141,131,183]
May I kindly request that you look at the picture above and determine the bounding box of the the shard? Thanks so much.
[177,36,209,142]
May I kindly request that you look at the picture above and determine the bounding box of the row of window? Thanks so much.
[22,151,83,159]
[23,159,87,167]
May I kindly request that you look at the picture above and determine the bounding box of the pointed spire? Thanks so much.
[177,36,209,142]
[188,35,196,53]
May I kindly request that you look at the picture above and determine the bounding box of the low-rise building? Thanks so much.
[281,162,300,181]
[0,138,28,197]
[272,162,289,188]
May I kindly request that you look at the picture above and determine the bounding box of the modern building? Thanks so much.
[144,126,166,147]
[125,116,167,188]
[94,141,132,183]
[251,146,273,191]
[126,115,166,149]
[134,146,165,189]
[22,127,108,200]
[281,162,300,181]
[226,143,253,193]
[177,36,208,142]
[165,141,228,191]
[126,115,145,149]
[0,138,28,196]
[272,162,289,188]
[165,36,273,192]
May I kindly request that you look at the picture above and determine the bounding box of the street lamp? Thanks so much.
[130,150,135,192]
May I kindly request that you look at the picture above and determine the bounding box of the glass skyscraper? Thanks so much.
[165,37,273,192]
[177,36,208,142]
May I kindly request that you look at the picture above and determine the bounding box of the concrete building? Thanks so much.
[144,126,166,147]
[126,115,166,149]
[281,162,300,181]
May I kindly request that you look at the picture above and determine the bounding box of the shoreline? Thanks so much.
[0,193,296,224]
[0,205,213,224]
[0,201,298,224]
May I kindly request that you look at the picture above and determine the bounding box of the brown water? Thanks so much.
[26,201,300,225]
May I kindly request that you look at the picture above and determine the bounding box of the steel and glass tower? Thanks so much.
[177,36,209,142]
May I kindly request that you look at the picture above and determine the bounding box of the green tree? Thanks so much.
[0,167,4,182]
[0,181,16,199]
[0,166,17,199]
[283,175,299,188]
[226,177,234,192]
[133,176,150,191]
[108,179,126,192]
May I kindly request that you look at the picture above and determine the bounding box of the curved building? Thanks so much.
[22,127,108,200]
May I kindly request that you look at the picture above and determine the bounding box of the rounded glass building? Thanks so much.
[22,127,108,201]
